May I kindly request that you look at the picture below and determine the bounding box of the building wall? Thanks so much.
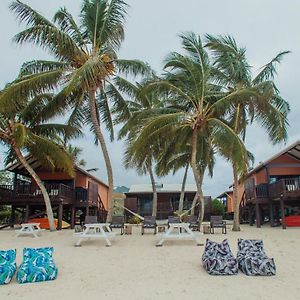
[226,192,234,213]
[75,172,87,188]
[97,181,109,210]
[35,171,72,181]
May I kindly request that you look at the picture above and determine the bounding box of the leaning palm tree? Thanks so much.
[206,35,290,231]
[0,88,75,231]
[5,0,151,222]
[128,32,253,224]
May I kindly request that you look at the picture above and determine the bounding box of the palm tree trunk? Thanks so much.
[149,167,158,217]
[190,129,205,224]
[13,147,56,231]
[178,163,189,212]
[232,163,240,231]
[89,90,114,223]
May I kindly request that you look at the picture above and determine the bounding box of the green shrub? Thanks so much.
[128,216,142,224]
[211,199,225,216]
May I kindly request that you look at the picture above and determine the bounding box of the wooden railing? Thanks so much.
[269,178,300,198]
[75,187,88,202]
[0,183,74,202]
[255,183,269,198]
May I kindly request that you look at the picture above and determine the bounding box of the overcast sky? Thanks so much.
[0,0,299,197]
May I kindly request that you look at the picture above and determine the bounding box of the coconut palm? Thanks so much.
[127,32,256,224]
[5,0,151,222]
[112,76,163,217]
[0,88,75,231]
[206,35,290,231]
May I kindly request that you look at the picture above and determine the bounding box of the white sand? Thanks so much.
[0,225,300,300]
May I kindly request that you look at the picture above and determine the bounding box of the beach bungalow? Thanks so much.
[238,141,300,229]
[124,183,212,220]
[0,156,108,229]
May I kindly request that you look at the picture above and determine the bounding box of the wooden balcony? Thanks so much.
[0,183,75,205]
[244,178,300,203]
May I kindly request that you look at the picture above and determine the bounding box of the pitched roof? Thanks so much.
[6,155,108,187]
[246,140,300,177]
[126,183,197,194]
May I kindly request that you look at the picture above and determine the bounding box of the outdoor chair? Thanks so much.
[237,239,276,276]
[17,247,58,284]
[141,216,157,235]
[188,215,200,231]
[202,239,238,275]
[110,216,125,235]
[168,216,181,225]
[210,215,227,234]
[0,249,16,285]
[83,215,98,224]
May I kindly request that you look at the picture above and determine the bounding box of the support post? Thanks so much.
[280,196,286,230]
[25,204,30,223]
[269,202,275,227]
[58,203,63,230]
[255,202,261,228]
[71,206,75,229]
[249,205,253,226]
[10,206,16,228]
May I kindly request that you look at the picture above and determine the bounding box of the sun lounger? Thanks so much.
[17,247,58,284]
[202,239,238,275]
[237,239,276,276]
[141,216,157,235]
[0,249,16,285]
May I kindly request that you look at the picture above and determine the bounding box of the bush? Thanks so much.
[128,216,142,224]
[211,199,226,216]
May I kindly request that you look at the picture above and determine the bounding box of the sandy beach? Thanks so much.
[0,225,300,300]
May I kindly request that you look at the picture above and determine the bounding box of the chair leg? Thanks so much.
[141,227,144,235]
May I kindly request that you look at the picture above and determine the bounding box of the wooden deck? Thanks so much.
[0,183,107,229]
[240,178,300,229]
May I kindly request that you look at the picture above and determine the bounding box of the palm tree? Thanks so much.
[5,0,151,222]
[127,32,254,224]
[66,145,86,167]
[206,35,290,231]
[0,88,75,231]
[113,76,163,217]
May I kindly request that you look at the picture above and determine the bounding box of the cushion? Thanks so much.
[202,239,238,275]
[237,239,276,276]
[17,247,58,284]
[0,249,17,285]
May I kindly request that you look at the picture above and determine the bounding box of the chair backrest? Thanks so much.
[187,215,198,224]
[210,215,223,225]
[144,216,156,225]
[84,215,98,224]
[168,216,181,224]
[111,215,125,225]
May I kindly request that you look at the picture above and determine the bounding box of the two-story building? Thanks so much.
[0,156,108,229]
[237,141,300,229]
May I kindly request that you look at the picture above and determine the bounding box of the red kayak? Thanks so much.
[285,216,300,227]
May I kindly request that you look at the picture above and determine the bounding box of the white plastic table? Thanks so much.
[74,223,116,247]
[15,223,43,238]
[156,222,202,246]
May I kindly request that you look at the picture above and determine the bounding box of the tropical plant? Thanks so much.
[127,32,257,224]
[206,35,290,231]
[0,170,12,185]
[6,0,151,222]
[211,199,225,216]
[66,145,86,167]
[0,87,75,231]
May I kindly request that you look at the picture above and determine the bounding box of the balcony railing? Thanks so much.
[255,183,269,198]
[0,183,74,202]
[244,178,300,201]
